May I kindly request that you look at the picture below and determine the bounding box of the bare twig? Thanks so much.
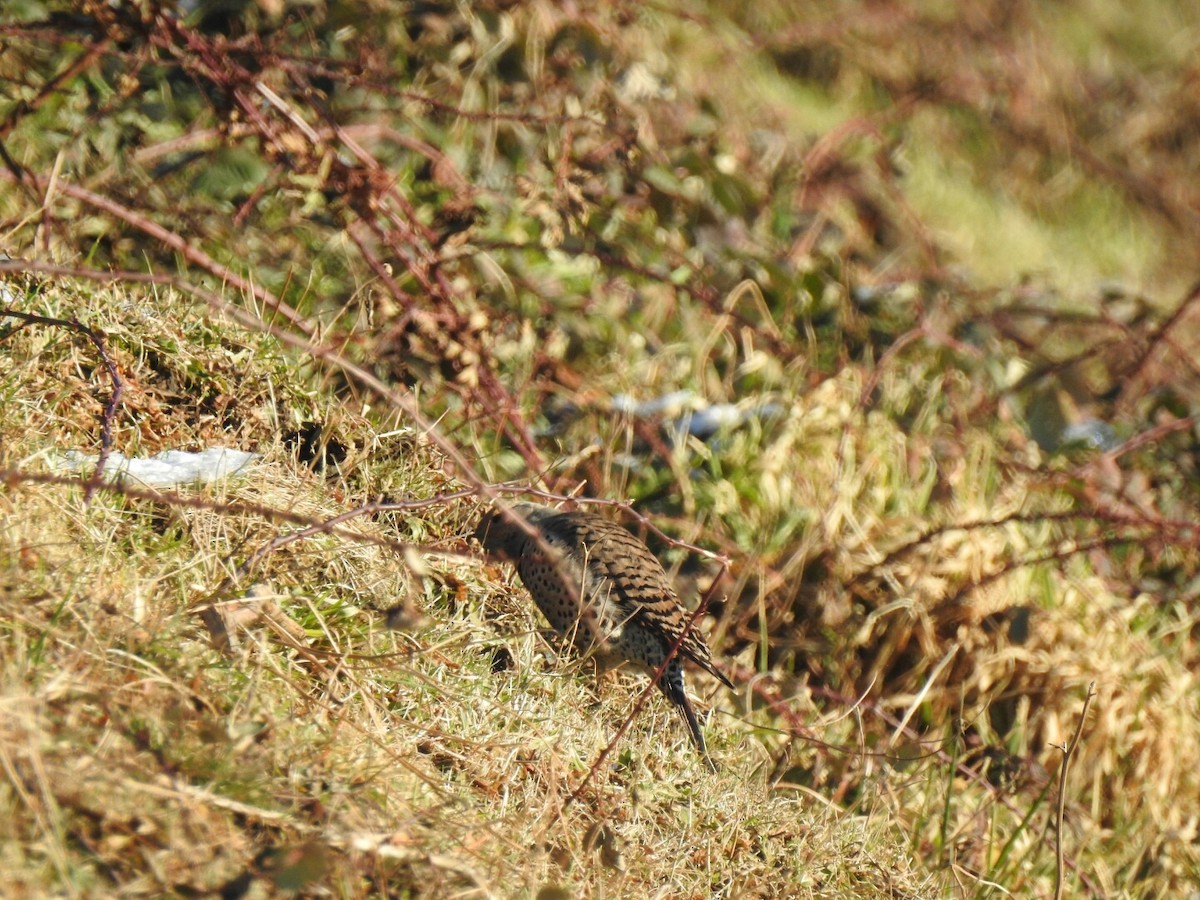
[1116,279,1200,408]
[0,468,433,559]
[1054,681,1096,900]
[0,174,317,338]
[0,38,112,141]
[0,308,123,501]
[0,258,497,499]
[563,564,729,811]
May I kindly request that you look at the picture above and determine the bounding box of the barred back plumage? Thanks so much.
[475,502,733,768]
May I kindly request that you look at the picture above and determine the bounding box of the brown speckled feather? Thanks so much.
[539,511,734,688]
[475,502,733,767]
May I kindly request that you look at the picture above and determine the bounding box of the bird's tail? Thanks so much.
[661,669,718,773]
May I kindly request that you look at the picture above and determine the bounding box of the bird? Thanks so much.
[474,502,733,769]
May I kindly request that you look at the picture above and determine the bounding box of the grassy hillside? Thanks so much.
[3,1,1200,896]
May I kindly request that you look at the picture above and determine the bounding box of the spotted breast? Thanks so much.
[475,502,733,768]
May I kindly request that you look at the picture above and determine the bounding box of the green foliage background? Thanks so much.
[3,0,1200,896]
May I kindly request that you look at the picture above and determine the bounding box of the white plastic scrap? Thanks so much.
[610,390,785,442]
[55,447,258,487]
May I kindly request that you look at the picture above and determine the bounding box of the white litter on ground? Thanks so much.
[54,447,258,487]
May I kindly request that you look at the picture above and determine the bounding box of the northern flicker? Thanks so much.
[474,502,733,768]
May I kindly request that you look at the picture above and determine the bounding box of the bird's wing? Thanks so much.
[566,514,732,686]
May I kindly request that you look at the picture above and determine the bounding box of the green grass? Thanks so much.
[4,272,1194,895]
[4,1,1200,896]
[0,284,943,896]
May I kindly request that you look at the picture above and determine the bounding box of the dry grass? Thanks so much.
[6,271,1198,896]
[4,2,1200,896]
[1,282,945,897]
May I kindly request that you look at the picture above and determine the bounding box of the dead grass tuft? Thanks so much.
[1,282,942,896]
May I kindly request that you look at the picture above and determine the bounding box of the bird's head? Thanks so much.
[473,502,552,560]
